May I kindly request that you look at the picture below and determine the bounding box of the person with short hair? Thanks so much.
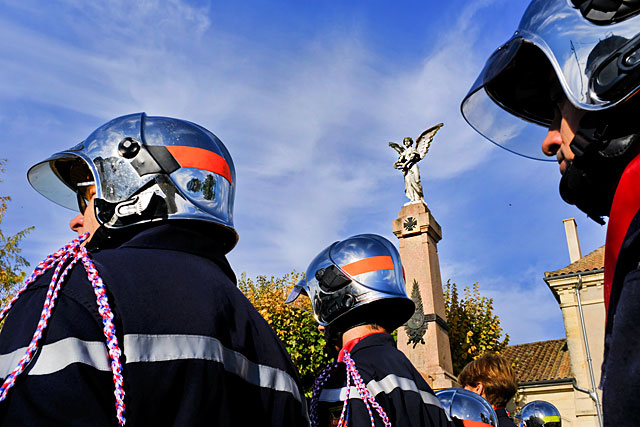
[458,354,517,427]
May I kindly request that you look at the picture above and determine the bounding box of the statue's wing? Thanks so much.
[416,123,444,159]
[389,141,404,154]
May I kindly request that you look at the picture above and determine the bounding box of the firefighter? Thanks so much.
[286,233,451,427]
[460,1,640,424]
[0,113,308,426]
[458,354,517,427]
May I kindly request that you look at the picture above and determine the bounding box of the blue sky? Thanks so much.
[0,0,607,345]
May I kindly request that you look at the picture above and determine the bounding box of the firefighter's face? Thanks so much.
[541,93,584,175]
[69,185,100,240]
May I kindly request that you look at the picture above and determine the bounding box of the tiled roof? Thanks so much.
[544,246,605,278]
[501,339,573,383]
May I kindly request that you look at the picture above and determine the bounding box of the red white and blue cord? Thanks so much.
[311,352,391,427]
[0,233,126,425]
[310,360,340,427]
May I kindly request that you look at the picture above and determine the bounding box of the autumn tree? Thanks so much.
[443,280,509,375]
[238,271,332,393]
[0,160,33,305]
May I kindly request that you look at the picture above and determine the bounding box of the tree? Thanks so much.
[0,160,34,305]
[238,271,332,393]
[443,280,509,375]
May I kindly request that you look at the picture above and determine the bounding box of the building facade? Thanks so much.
[502,219,604,426]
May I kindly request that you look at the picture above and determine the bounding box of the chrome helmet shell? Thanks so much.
[461,0,640,161]
[516,401,561,427]
[28,113,237,251]
[285,234,414,334]
[435,388,498,426]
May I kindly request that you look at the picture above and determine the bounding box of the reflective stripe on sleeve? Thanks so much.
[0,334,302,403]
[0,337,111,377]
[123,334,302,402]
[368,374,445,410]
[318,386,358,402]
[319,373,445,412]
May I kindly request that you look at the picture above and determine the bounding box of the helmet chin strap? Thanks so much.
[95,184,168,229]
[323,323,343,357]
[559,110,640,224]
[559,163,612,225]
[86,184,170,251]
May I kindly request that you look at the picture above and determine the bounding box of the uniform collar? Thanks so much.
[89,222,236,283]
[337,332,391,362]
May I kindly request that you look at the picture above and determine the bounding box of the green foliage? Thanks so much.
[444,280,509,376]
[0,160,33,306]
[238,271,332,393]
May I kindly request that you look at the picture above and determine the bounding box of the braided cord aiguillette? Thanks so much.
[0,235,87,319]
[339,351,392,427]
[310,361,340,427]
[0,233,127,425]
[78,245,126,426]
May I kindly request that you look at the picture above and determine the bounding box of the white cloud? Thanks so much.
[1,0,504,263]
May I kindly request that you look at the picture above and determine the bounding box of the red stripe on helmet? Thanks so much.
[461,421,494,427]
[166,146,232,184]
[341,256,394,277]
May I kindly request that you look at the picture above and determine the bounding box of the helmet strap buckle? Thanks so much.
[98,184,167,228]
[114,185,166,219]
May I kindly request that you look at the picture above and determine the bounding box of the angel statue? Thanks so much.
[389,123,443,203]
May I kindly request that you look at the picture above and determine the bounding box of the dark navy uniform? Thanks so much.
[317,333,451,427]
[0,224,308,426]
[495,408,516,427]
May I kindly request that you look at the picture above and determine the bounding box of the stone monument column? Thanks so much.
[392,201,457,389]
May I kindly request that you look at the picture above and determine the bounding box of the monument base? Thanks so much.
[393,201,456,390]
[419,366,458,390]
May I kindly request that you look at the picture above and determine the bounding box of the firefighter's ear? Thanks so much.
[464,383,484,398]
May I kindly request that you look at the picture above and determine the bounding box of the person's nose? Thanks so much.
[541,128,563,157]
[541,109,563,157]
[69,213,85,234]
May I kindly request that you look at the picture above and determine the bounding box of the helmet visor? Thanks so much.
[285,279,308,304]
[27,113,151,210]
[461,0,640,160]
[28,153,97,211]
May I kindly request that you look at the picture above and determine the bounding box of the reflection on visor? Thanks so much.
[482,38,524,87]
[28,155,98,211]
[462,41,558,161]
[462,86,553,161]
[285,280,308,304]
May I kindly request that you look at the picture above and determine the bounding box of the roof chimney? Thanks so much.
[563,218,582,263]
